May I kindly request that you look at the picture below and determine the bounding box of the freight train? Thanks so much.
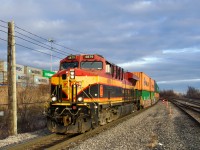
[46,54,159,134]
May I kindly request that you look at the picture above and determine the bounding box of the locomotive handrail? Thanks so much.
[55,107,81,116]
[80,86,98,108]
[88,84,94,99]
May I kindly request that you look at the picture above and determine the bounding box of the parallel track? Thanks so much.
[5,105,152,150]
[170,98,200,124]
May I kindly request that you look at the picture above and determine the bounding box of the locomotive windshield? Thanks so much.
[81,61,103,69]
[60,62,79,70]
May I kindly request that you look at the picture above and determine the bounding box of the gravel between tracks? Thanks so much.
[69,101,200,150]
[1,101,199,150]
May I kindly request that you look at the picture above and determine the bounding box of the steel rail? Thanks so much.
[5,133,77,150]
[5,103,156,150]
[170,99,200,125]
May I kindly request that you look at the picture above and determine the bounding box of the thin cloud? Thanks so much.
[118,57,161,68]
[163,47,200,54]
[158,79,200,84]
[125,1,153,12]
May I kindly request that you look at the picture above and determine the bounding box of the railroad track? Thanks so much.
[5,105,152,150]
[5,133,77,150]
[170,98,200,124]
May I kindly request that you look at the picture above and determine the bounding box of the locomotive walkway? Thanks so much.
[69,100,200,150]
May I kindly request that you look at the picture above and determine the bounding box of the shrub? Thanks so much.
[0,84,50,139]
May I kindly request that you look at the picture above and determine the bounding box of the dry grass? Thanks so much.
[0,84,51,139]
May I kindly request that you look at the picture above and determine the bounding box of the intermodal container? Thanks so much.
[150,92,156,105]
[0,72,35,84]
[0,71,7,84]
[16,64,25,74]
[0,61,24,74]
[132,72,150,91]
[150,92,155,99]
[0,72,32,84]
[150,78,155,92]
[16,73,28,83]
[34,76,49,85]
[25,66,43,76]
[136,90,151,100]
[154,92,160,101]
[154,81,159,93]
[42,70,55,78]
[0,61,7,72]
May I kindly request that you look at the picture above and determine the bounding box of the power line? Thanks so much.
[0,29,8,34]
[1,29,70,56]
[15,35,68,56]
[53,42,83,54]
[16,43,63,59]
[2,21,86,59]
[15,30,71,55]
[0,35,62,59]
[0,19,7,24]
[15,25,47,41]
[15,24,84,54]
[0,24,8,29]
[0,37,7,42]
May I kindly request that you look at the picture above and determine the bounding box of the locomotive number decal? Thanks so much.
[100,85,104,97]
[63,81,68,87]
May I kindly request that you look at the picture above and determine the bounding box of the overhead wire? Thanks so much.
[16,43,63,59]
[0,24,8,29]
[53,42,83,54]
[15,34,69,56]
[0,36,62,59]
[0,19,7,24]
[1,20,84,60]
[0,37,7,42]
[15,30,71,55]
[15,25,47,41]
[0,38,63,59]
[15,24,84,54]
[0,29,69,56]
[0,29,64,60]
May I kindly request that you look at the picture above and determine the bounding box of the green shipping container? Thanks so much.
[150,92,155,99]
[136,90,151,100]
[154,81,159,93]
[42,70,55,78]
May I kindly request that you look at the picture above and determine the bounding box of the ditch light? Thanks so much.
[70,70,75,79]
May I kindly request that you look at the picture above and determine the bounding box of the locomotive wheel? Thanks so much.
[106,111,113,123]
[47,118,56,132]
[99,110,107,125]
[77,117,92,133]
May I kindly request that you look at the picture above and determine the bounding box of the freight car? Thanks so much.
[132,72,159,108]
[46,54,159,134]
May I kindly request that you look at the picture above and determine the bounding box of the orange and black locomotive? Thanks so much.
[46,54,140,134]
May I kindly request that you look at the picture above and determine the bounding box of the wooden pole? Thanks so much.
[7,21,17,135]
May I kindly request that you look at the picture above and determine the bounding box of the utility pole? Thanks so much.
[7,21,17,135]
[48,39,54,71]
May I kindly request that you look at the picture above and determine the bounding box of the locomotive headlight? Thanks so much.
[77,97,84,102]
[52,96,57,102]
[70,70,75,79]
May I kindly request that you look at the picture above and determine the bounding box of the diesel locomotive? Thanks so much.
[46,54,143,134]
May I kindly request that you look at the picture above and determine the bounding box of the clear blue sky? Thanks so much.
[0,0,200,93]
